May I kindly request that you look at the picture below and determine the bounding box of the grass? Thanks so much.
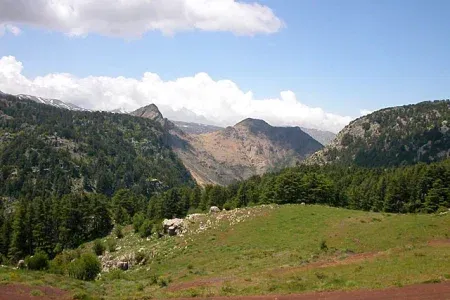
[0,204,449,299]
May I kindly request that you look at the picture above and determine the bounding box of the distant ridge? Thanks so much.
[308,100,450,167]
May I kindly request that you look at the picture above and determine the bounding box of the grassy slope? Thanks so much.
[1,204,449,299]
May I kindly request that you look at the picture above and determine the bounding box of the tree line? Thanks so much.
[2,159,449,263]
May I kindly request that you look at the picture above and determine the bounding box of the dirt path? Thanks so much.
[174,281,450,300]
[0,284,70,300]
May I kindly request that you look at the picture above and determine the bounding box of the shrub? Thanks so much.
[104,269,126,280]
[320,240,328,252]
[107,239,117,252]
[92,240,105,256]
[133,213,145,233]
[0,254,8,265]
[115,225,124,239]
[157,276,169,287]
[25,251,49,270]
[68,253,101,281]
[135,251,147,265]
[223,201,234,211]
[152,222,164,238]
[139,220,153,238]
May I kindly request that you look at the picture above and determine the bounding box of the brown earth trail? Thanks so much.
[174,281,450,300]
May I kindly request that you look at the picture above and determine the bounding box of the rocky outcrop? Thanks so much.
[162,218,185,236]
[209,206,221,213]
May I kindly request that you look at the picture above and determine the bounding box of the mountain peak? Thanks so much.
[131,104,164,122]
[130,103,176,130]
[235,118,271,130]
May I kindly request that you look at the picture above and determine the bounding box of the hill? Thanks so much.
[308,100,450,167]
[194,118,323,178]
[0,92,193,199]
[1,204,448,299]
[131,105,323,185]
[172,120,336,146]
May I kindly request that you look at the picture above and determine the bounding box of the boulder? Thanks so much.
[209,206,221,213]
[162,218,184,236]
[117,261,129,271]
[17,260,25,269]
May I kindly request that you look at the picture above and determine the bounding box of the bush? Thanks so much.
[107,239,117,252]
[133,213,145,233]
[92,240,105,256]
[158,276,169,287]
[115,225,124,239]
[68,253,101,281]
[25,251,49,270]
[152,222,164,238]
[135,251,147,265]
[320,240,328,252]
[223,201,234,211]
[0,254,8,265]
[139,220,153,238]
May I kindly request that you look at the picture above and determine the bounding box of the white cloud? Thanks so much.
[360,109,373,116]
[0,24,22,36]
[0,0,283,37]
[0,56,353,133]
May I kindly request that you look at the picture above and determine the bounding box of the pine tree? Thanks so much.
[9,202,28,261]
[424,179,449,212]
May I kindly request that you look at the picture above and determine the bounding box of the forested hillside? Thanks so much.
[308,100,450,167]
[0,94,193,199]
[145,159,450,222]
[0,94,193,261]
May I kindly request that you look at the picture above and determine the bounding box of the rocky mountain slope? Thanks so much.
[308,100,450,167]
[131,105,323,185]
[172,121,223,135]
[16,93,88,111]
[300,127,336,146]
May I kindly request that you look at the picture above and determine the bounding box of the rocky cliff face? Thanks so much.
[307,100,450,167]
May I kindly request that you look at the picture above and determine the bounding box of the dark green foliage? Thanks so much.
[132,213,145,233]
[320,240,328,252]
[92,240,105,256]
[139,220,153,238]
[1,193,112,261]
[152,159,450,221]
[68,253,101,281]
[25,251,49,270]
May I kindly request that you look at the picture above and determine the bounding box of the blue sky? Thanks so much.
[0,0,449,132]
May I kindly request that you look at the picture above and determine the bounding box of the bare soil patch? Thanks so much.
[0,283,70,300]
[173,281,450,300]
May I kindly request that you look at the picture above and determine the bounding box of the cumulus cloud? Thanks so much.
[0,56,353,132]
[0,0,283,37]
[0,24,21,36]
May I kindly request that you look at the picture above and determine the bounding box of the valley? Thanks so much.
[0,204,448,299]
[0,92,450,299]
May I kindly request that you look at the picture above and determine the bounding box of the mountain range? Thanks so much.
[2,90,450,186]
